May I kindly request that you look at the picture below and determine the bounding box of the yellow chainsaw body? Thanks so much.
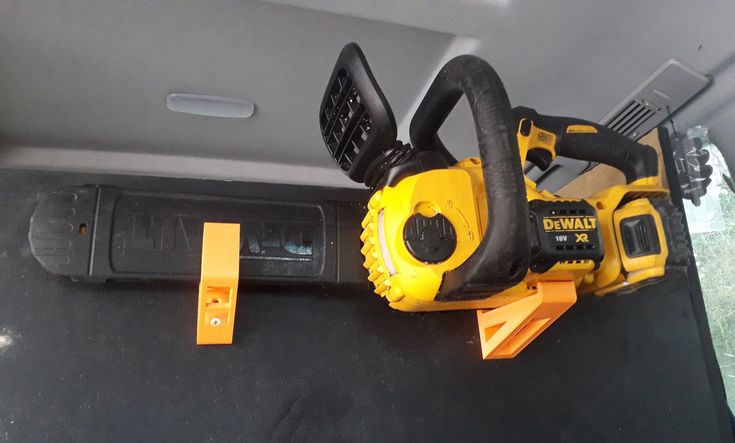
[360,152,671,313]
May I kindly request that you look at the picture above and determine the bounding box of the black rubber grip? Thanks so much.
[556,131,658,183]
[409,56,530,299]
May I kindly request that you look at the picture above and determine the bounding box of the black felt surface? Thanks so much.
[0,168,731,441]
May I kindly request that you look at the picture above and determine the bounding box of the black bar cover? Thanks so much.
[29,185,368,287]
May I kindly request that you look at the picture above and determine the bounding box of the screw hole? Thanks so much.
[79,223,88,236]
[595,202,605,210]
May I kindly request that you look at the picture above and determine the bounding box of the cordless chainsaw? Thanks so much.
[319,43,689,358]
[28,42,689,360]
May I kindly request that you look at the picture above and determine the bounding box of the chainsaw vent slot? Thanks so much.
[636,222,651,250]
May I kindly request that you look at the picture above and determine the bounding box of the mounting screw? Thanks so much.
[210,317,222,327]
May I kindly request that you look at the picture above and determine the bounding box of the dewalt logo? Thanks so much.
[542,216,597,232]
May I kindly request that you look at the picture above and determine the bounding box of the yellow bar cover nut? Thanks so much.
[197,222,240,345]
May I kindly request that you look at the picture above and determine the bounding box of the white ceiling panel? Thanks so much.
[0,0,451,167]
[1,0,733,183]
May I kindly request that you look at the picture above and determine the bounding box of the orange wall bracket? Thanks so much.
[476,281,577,359]
[197,222,240,345]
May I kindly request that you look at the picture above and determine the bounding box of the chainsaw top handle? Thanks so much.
[409,55,530,299]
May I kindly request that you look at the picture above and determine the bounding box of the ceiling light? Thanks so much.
[166,93,255,118]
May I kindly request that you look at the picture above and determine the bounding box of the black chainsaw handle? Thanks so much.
[514,107,659,183]
[409,55,530,299]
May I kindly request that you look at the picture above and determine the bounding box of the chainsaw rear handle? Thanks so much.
[409,55,530,299]
[514,107,659,184]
